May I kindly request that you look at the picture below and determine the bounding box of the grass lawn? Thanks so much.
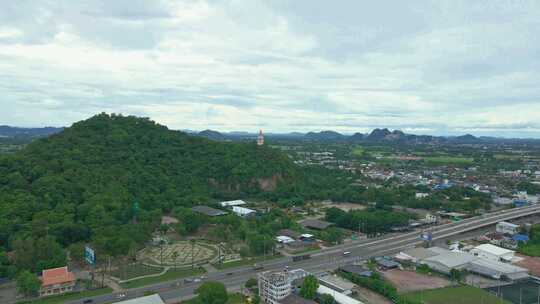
[120,267,205,289]
[403,286,509,304]
[20,288,112,304]
[424,156,474,165]
[110,263,163,280]
[213,254,281,270]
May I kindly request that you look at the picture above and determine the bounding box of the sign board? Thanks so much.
[85,246,96,265]
[420,232,432,241]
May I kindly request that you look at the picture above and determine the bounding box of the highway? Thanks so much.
[67,204,540,304]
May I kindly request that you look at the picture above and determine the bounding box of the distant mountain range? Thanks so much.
[2,124,538,145]
[194,128,540,145]
[0,125,63,138]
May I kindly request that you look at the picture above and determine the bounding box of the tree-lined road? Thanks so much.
[68,204,540,304]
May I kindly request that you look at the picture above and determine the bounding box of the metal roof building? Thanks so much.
[191,205,228,217]
[422,252,476,274]
[232,206,256,217]
[219,200,247,207]
[115,294,165,304]
[468,259,529,280]
[470,244,515,263]
[300,219,333,230]
[317,285,363,304]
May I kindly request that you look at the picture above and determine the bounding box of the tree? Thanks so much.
[245,277,257,289]
[16,270,41,297]
[320,294,336,304]
[195,281,228,304]
[449,268,465,282]
[299,275,319,300]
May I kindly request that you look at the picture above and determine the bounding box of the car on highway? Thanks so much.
[116,293,126,299]
[83,300,93,304]
[343,251,351,256]
[226,272,234,276]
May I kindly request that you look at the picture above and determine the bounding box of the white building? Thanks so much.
[220,200,247,207]
[276,236,295,244]
[496,221,520,236]
[232,206,256,217]
[470,244,515,263]
[415,193,429,199]
[258,269,309,304]
[317,285,363,304]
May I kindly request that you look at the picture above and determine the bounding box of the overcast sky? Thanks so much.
[1,1,539,137]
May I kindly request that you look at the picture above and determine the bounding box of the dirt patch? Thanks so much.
[382,269,451,293]
[325,202,367,212]
[516,254,540,277]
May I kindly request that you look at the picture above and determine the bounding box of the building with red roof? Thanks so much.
[39,266,76,297]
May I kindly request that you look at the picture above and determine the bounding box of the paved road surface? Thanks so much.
[67,204,540,304]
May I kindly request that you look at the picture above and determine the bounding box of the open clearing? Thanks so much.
[516,254,540,277]
[382,269,451,293]
[404,286,509,304]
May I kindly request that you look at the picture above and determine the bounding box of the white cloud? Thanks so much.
[0,0,539,137]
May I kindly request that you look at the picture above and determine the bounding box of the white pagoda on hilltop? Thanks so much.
[257,130,264,146]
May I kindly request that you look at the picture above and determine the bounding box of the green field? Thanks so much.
[20,288,112,304]
[110,263,163,280]
[487,280,540,304]
[423,156,474,165]
[352,146,365,157]
[404,286,509,304]
[120,267,205,289]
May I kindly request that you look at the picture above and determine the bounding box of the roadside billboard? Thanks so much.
[85,246,96,265]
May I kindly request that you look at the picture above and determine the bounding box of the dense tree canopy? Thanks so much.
[0,114,298,272]
[194,281,228,304]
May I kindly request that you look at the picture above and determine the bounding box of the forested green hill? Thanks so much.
[0,113,298,273]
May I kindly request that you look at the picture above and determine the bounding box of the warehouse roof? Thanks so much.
[318,285,363,304]
[219,200,247,207]
[400,247,439,261]
[474,244,514,256]
[471,259,528,274]
[423,252,476,268]
[115,294,165,304]
[191,205,228,216]
[300,219,333,230]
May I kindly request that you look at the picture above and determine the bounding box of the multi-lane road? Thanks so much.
[69,204,540,304]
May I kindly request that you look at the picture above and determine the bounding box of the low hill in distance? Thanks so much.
[0,113,304,261]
